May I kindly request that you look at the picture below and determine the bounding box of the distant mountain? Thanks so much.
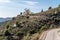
[0,17,12,23]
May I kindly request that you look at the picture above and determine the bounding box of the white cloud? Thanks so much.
[0,0,11,3]
[22,1,39,6]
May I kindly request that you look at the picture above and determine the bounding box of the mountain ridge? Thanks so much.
[0,17,12,23]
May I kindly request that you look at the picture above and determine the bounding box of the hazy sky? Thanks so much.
[0,0,60,18]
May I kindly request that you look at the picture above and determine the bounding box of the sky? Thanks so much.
[0,0,60,18]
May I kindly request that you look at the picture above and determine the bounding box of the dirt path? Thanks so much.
[39,31,48,40]
[39,28,60,40]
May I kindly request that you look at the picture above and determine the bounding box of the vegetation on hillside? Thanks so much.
[0,5,60,40]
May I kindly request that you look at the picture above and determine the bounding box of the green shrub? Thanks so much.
[16,21,20,27]
[16,32,24,37]
[5,30,11,36]
[29,29,36,34]
[16,21,22,28]
[16,32,24,40]
[48,6,52,10]
[6,24,9,29]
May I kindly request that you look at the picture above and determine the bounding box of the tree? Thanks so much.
[58,4,60,7]
[24,8,30,15]
[48,7,52,10]
[41,9,43,12]
[20,12,22,15]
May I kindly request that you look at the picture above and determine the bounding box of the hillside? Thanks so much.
[0,6,60,40]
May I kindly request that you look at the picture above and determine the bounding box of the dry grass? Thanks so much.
[22,33,40,40]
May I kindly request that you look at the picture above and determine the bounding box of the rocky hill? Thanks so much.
[0,6,60,40]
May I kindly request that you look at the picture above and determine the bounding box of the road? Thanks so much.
[39,28,60,40]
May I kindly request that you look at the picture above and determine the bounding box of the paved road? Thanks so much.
[39,29,60,40]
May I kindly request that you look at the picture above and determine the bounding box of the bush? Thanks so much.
[16,32,24,40]
[16,32,24,37]
[6,24,9,29]
[16,21,23,28]
[16,21,20,27]
[29,29,36,34]
[48,7,52,10]
[5,30,11,36]
[12,17,15,20]
[20,12,22,15]
[26,16,29,19]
